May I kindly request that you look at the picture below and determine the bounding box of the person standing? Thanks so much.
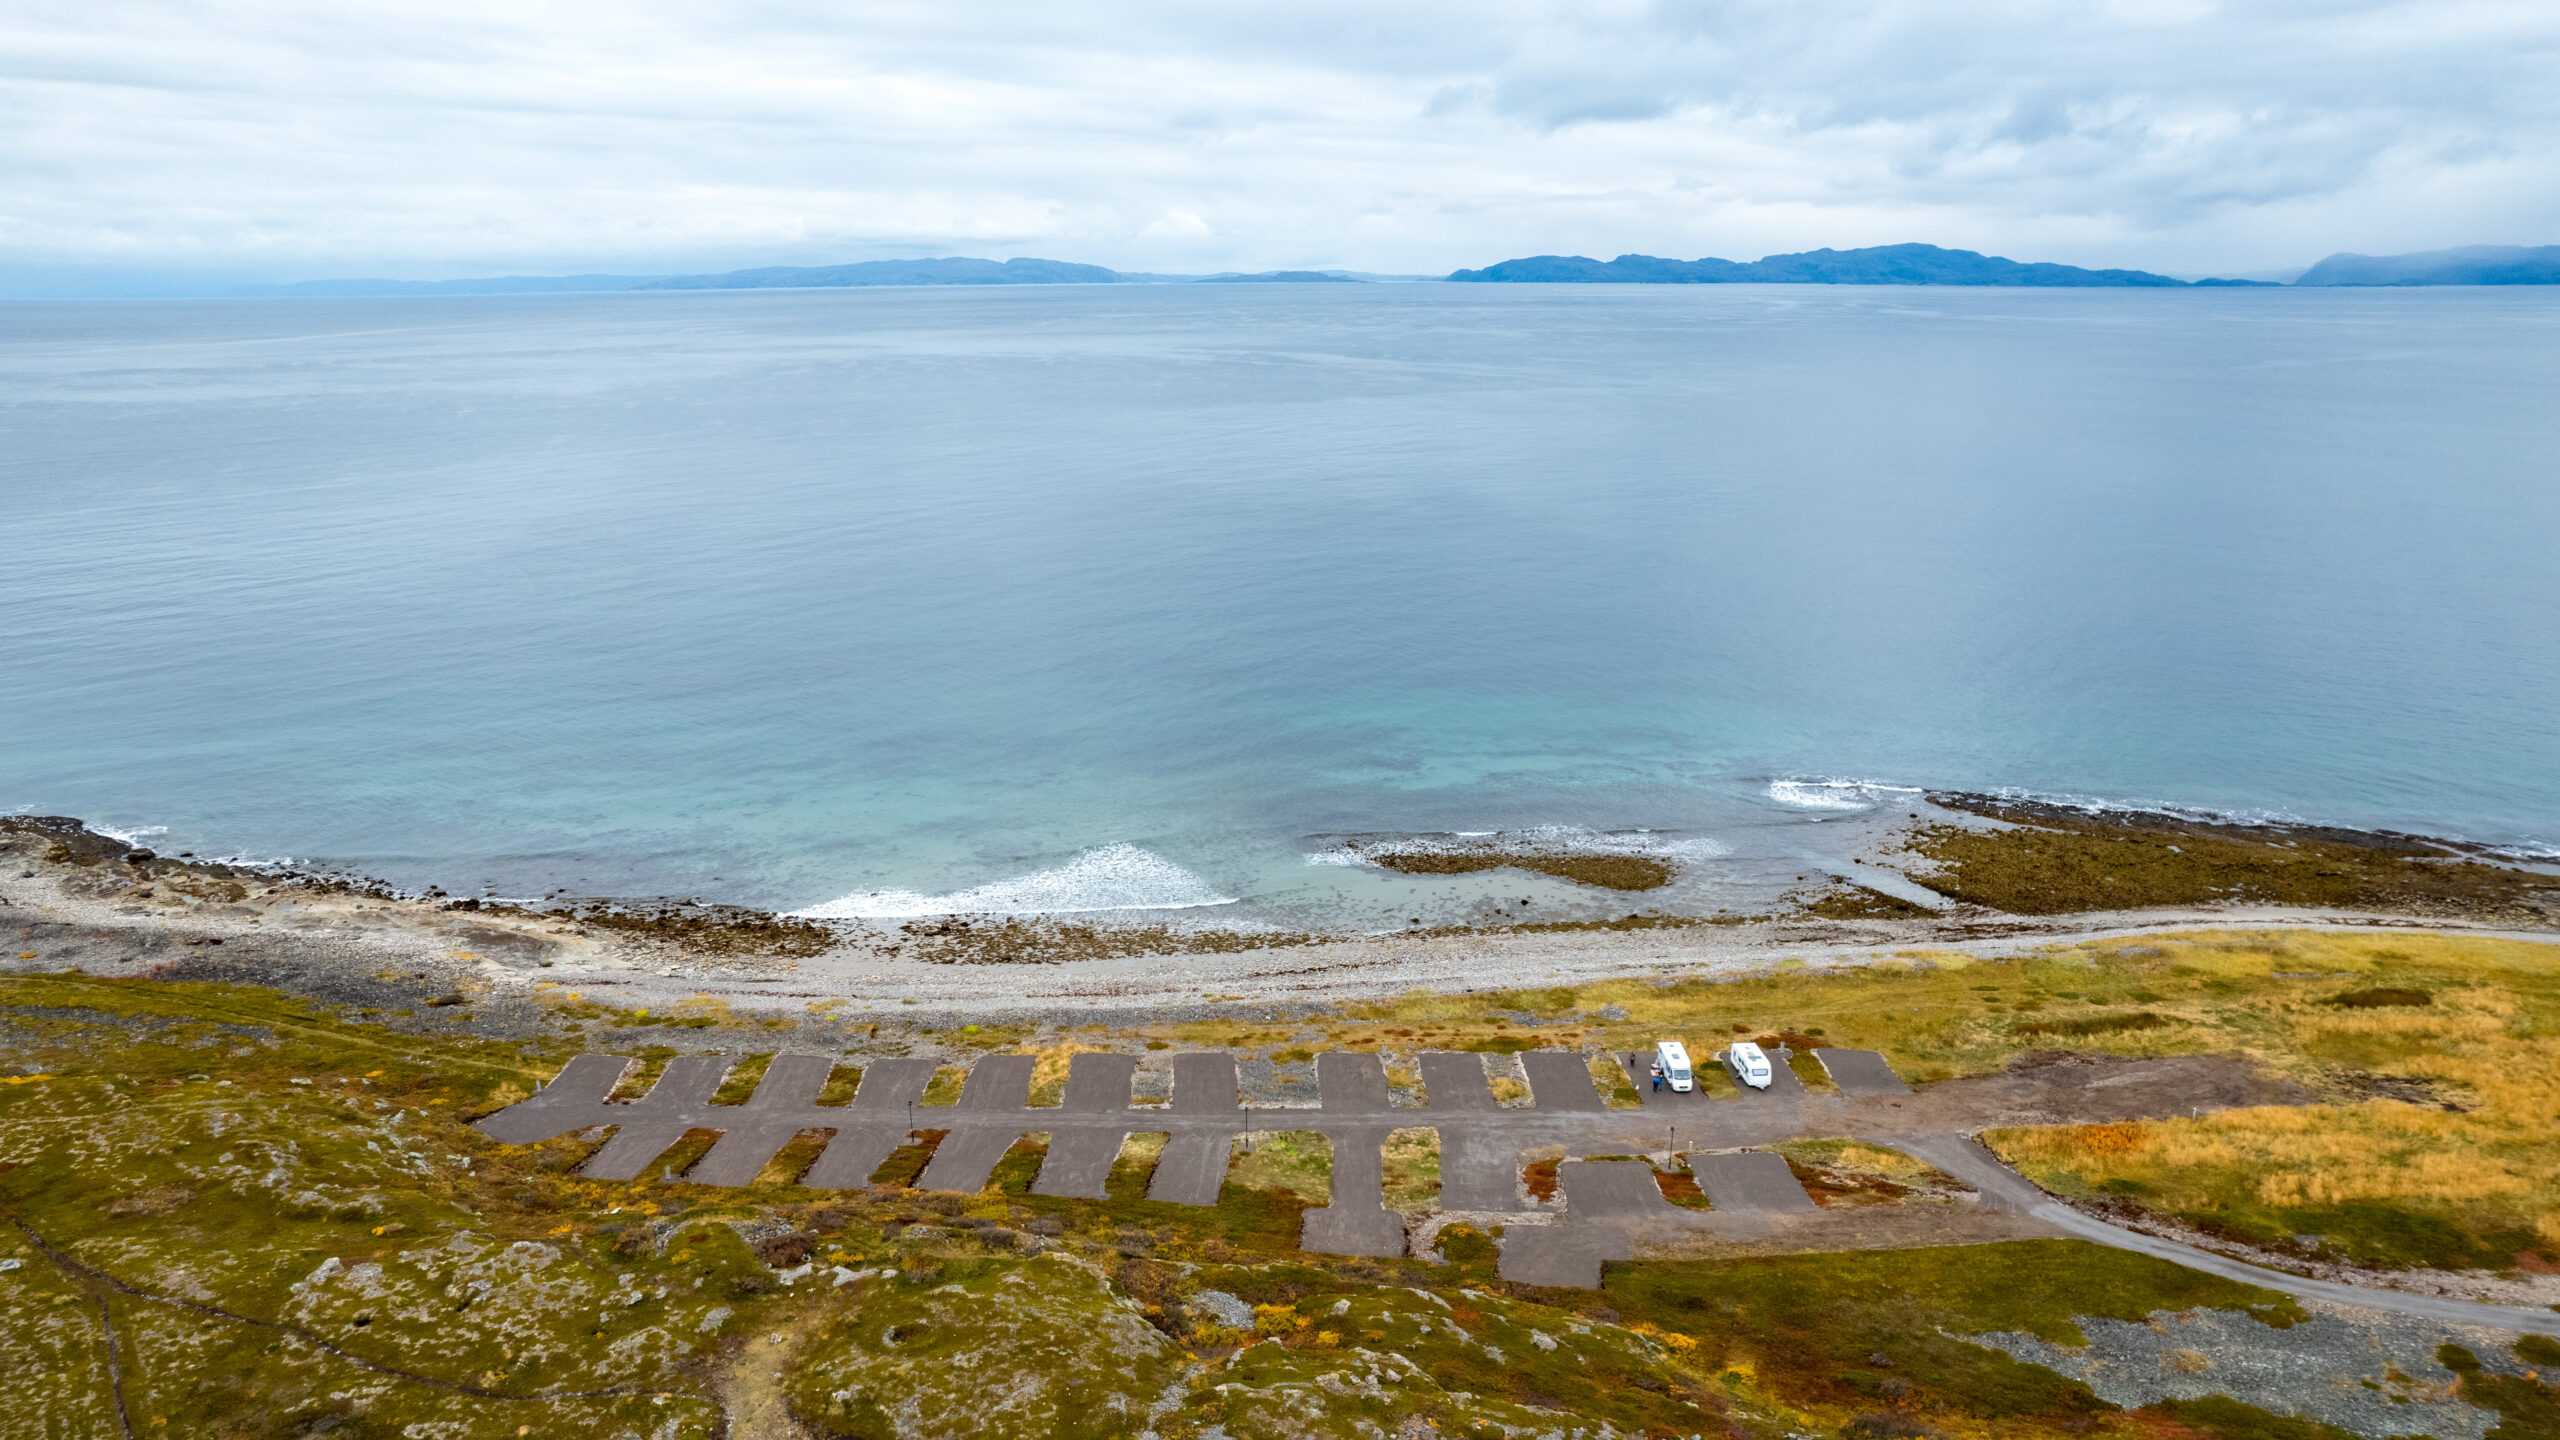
[1649,1061,1664,1092]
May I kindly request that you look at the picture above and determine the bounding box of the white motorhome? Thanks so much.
[1725,1040,1774,1090]
[1653,1040,1694,1093]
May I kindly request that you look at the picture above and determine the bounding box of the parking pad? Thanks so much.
[1437,1127,1526,1211]
[799,1126,907,1188]
[1689,1150,1816,1212]
[1058,1053,1138,1111]
[1419,1052,1496,1110]
[1520,1051,1605,1111]
[915,1127,1020,1193]
[1814,1048,1910,1095]
[1147,1129,1234,1205]
[1031,1127,1125,1198]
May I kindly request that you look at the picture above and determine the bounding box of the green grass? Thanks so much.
[1597,1240,2305,1421]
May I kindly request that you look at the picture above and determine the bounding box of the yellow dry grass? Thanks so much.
[1025,1041,1123,1107]
[1069,926,2556,1260]
[1978,931,2560,1261]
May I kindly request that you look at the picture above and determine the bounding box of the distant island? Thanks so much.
[251,258,1394,298]
[1449,241,2560,288]
[1447,244,2208,287]
[215,242,2560,301]
[2293,245,2560,286]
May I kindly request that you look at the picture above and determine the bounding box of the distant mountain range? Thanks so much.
[252,259,1390,298]
[1447,244,2222,287]
[212,242,2560,300]
[2293,245,2560,286]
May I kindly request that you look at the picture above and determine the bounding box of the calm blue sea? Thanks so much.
[4,283,2555,928]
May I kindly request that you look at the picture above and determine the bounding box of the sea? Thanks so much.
[4,282,2556,931]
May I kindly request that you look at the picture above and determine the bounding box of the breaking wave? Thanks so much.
[1765,779,1919,812]
[789,843,1236,919]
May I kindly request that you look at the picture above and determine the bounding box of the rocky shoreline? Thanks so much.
[6,805,2554,1033]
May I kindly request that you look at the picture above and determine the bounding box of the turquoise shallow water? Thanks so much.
[3,283,2555,926]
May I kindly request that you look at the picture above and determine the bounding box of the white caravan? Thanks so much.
[1653,1040,1694,1093]
[1725,1040,1774,1090]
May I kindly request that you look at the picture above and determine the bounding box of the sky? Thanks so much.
[4,0,2558,285]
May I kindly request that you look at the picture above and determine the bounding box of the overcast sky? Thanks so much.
[5,0,2557,281]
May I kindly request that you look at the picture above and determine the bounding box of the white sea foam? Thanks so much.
[90,822,170,847]
[1982,785,2311,827]
[788,843,1236,920]
[1765,779,1918,812]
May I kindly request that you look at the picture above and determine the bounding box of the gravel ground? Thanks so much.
[1973,1300,2548,1439]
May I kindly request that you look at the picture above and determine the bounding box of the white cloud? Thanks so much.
[0,0,2554,278]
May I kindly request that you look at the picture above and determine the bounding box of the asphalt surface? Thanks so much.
[1691,1150,1818,1213]
[1816,1049,1911,1096]
[481,1047,2560,1326]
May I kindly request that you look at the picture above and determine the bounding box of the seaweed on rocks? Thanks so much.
[892,918,1329,965]
[1904,794,2560,922]
[1369,850,1674,891]
[1786,883,1937,921]
[549,901,833,957]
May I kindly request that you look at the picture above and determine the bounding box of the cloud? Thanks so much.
[0,0,2554,278]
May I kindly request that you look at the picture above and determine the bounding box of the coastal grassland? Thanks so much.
[1226,1131,1333,1205]
[1982,935,2560,1268]
[779,1233,2340,1440]
[1905,794,2560,921]
[0,972,733,1436]
[1597,1241,2307,1425]
[1137,929,2560,1270]
[7,962,2529,1440]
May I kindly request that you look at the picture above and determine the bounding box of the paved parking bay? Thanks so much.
[472,1046,2560,1322]
[1814,1048,1909,1095]
[1689,1150,1817,1213]
[798,1126,907,1189]
[1519,1050,1605,1111]
[1437,1126,1527,1211]
[1418,1052,1497,1110]
[1172,1052,1240,1112]
[1146,1129,1234,1205]
[1058,1053,1138,1111]
[846,1057,941,1111]
[1555,1159,1678,1219]
[1030,1127,1126,1199]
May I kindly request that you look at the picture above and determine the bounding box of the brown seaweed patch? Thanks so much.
[1369,851,1673,891]
[1785,883,1935,921]
[1905,793,2560,922]
[555,902,835,957]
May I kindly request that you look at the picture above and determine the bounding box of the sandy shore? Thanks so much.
[7,815,2553,1032]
